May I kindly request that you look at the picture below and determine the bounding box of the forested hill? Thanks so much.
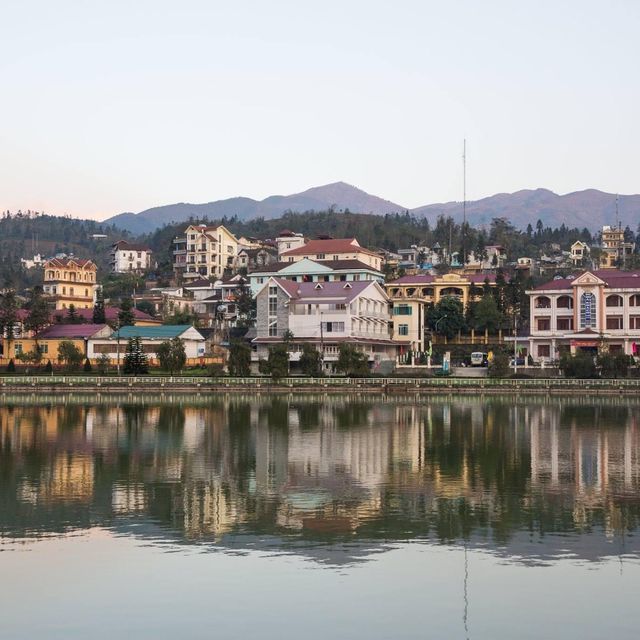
[0,211,127,287]
[141,210,596,272]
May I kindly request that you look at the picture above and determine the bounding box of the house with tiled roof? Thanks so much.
[5,324,111,362]
[42,257,98,310]
[247,257,384,295]
[279,237,383,271]
[253,277,396,373]
[110,240,153,274]
[87,324,206,363]
[526,270,640,362]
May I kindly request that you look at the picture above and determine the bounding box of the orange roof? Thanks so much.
[280,238,378,257]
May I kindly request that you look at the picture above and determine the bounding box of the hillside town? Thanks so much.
[1,217,640,377]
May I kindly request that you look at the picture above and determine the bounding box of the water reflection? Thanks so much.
[1,395,639,565]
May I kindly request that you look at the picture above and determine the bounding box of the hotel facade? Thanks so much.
[527,270,640,362]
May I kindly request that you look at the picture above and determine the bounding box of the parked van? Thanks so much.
[470,352,488,367]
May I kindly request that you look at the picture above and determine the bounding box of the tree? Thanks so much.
[598,352,633,378]
[93,289,106,324]
[96,353,110,375]
[473,294,502,334]
[260,344,289,380]
[44,359,53,373]
[336,344,369,376]
[425,296,465,339]
[123,336,148,374]
[57,340,84,371]
[24,287,50,340]
[66,304,81,324]
[83,358,93,372]
[6,359,15,373]
[118,298,135,327]
[156,337,187,374]
[560,352,598,378]
[488,352,510,378]
[235,281,256,327]
[0,290,19,356]
[228,339,251,376]
[299,343,322,376]
[164,309,197,325]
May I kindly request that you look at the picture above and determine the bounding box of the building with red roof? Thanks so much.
[526,270,640,362]
[279,238,383,272]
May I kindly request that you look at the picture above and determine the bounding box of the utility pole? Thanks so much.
[462,138,467,267]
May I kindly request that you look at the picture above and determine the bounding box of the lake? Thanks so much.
[1,393,639,639]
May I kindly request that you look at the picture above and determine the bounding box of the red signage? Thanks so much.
[570,340,599,347]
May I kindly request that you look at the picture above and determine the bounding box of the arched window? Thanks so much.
[580,292,597,329]
[557,295,573,309]
[630,294,640,307]
[406,287,416,297]
[422,287,434,297]
[535,296,551,309]
[606,294,623,307]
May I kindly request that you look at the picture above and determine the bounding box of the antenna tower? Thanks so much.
[462,139,467,266]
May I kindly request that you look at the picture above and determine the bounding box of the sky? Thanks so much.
[1,0,638,220]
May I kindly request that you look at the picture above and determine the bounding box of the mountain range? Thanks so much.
[104,182,640,235]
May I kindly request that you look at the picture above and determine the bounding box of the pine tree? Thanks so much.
[118,298,135,327]
[66,304,80,324]
[93,289,106,324]
[123,336,148,375]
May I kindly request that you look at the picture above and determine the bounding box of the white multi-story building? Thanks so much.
[173,224,239,281]
[110,241,153,273]
[253,278,396,372]
[526,270,640,362]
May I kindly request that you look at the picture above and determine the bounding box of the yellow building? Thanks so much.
[43,258,98,310]
[6,324,111,363]
[600,225,634,269]
[385,272,497,352]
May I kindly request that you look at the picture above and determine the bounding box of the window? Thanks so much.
[536,318,551,331]
[393,304,412,316]
[269,321,278,337]
[321,322,345,332]
[630,316,640,329]
[538,344,550,358]
[268,297,278,315]
[333,255,339,260]
[535,296,551,309]
[630,295,640,307]
[606,316,623,330]
[557,296,573,309]
[14,343,23,355]
[398,324,409,336]
[39,344,48,354]
[316,253,326,260]
[556,318,573,331]
[580,292,597,329]
[606,295,623,307]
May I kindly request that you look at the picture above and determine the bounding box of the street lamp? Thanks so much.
[434,314,448,333]
[116,320,121,375]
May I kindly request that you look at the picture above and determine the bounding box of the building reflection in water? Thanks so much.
[1,395,639,564]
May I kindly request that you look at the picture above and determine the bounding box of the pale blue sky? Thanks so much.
[1,0,638,219]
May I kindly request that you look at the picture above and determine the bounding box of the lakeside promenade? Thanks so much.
[0,375,639,395]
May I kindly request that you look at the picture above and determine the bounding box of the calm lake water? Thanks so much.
[1,393,639,639]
